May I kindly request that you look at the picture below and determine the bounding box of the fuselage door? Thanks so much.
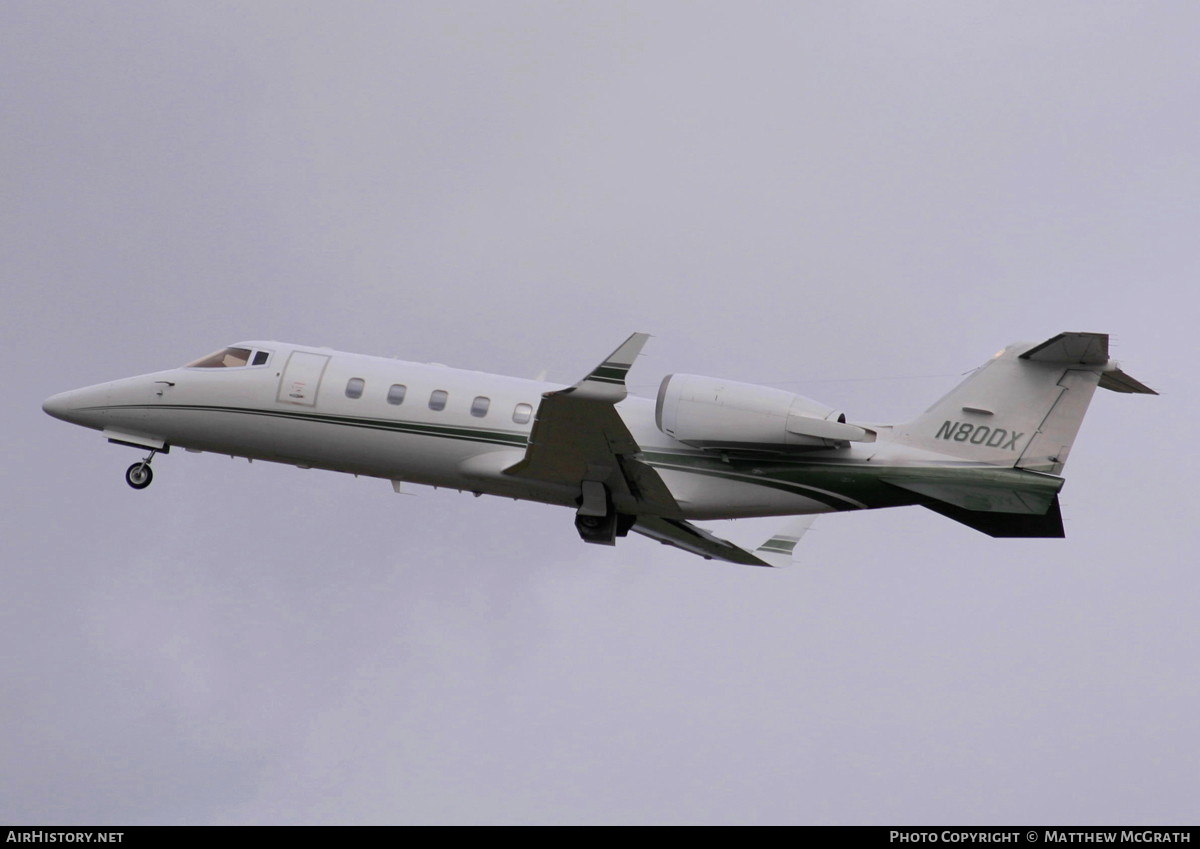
[278,351,330,406]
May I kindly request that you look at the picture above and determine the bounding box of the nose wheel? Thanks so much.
[125,451,157,490]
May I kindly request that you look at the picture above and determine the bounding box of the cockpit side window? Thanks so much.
[252,350,269,366]
[185,347,253,368]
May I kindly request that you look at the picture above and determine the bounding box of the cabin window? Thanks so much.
[470,396,490,418]
[513,403,533,424]
[345,378,365,399]
[185,347,253,369]
[252,351,269,366]
[387,384,407,405]
[429,389,448,411]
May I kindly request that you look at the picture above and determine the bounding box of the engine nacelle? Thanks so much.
[655,374,875,451]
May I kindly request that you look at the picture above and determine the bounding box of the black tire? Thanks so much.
[125,463,153,490]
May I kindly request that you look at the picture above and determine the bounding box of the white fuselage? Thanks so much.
[44,341,867,520]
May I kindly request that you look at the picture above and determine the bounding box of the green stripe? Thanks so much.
[640,447,1061,513]
[645,458,867,510]
[94,404,531,449]
[591,365,629,382]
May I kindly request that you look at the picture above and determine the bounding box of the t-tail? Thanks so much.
[896,332,1155,473]
[887,332,1155,537]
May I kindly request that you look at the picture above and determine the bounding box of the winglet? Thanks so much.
[754,517,817,567]
[557,332,650,402]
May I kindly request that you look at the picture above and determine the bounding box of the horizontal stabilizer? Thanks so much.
[1019,332,1110,364]
[922,496,1065,538]
[1099,367,1157,395]
[1018,331,1157,395]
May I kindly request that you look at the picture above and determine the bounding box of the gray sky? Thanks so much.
[3,1,1196,825]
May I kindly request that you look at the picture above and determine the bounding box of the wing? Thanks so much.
[503,333,678,515]
[753,516,818,567]
[504,334,815,567]
[632,515,816,568]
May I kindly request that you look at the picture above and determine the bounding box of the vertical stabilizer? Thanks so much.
[893,333,1153,474]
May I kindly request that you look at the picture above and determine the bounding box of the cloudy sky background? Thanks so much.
[3,1,1196,824]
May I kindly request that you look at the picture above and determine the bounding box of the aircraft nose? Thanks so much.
[42,390,76,422]
[42,385,108,426]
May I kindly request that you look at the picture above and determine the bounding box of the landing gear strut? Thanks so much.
[125,450,157,490]
[574,481,634,546]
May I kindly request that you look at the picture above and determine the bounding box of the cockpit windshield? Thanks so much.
[185,346,268,368]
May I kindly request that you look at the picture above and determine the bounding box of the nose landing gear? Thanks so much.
[125,451,158,490]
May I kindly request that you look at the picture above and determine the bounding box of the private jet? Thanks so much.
[42,332,1155,566]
